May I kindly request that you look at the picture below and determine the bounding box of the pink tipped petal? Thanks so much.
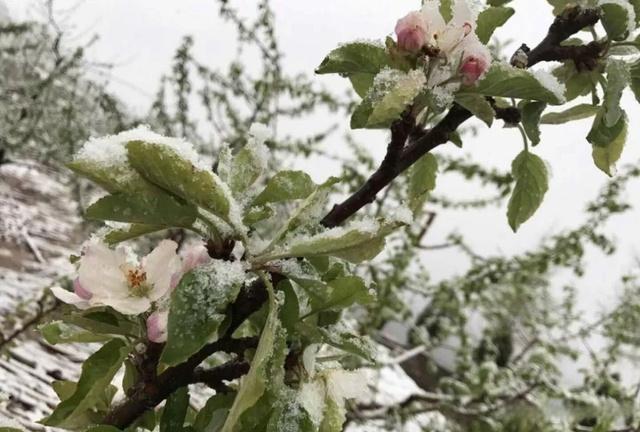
[147,310,169,343]
[73,278,93,300]
[459,35,491,85]
[51,286,90,309]
[170,272,182,291]
[395,11,428,53]
[143,240,181,302]
[181,244,211,273]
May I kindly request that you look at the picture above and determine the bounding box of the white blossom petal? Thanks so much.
[102,295,151,315]
[142,239,181,301]
[51,286,90,309]
[78,241,129,298]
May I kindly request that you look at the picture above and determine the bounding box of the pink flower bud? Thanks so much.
[147,310,169,343]
[395,11,428,53]
[460,55,489,85]
[73,277,92,300]
[459,39,491,85]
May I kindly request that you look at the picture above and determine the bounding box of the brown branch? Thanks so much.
[102,5,603,427]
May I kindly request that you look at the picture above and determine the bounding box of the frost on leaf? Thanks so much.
[160,260,246,366]
[507,150,549,232]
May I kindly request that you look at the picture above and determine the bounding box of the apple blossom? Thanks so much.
[420,0,477,54]
[51,239,181,315]
[395,11,428,53]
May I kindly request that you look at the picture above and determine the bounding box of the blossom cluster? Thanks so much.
[395,0,491,85]
[52,240,212,343]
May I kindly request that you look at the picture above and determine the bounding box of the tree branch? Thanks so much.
[102,5,603,427]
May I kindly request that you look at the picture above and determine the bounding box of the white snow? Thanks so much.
[532,69,567,104]
[598,0,637,34]
[298,380,326,425]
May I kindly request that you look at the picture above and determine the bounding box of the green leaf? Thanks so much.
[507,151,549,232]
[541,103,599,124]
[221,277,284,432]
[242,204,274,226]
[194,393,235,432]
[316,42,390,75]
[408,153,438,214]
[304,276,375,317]
[267,177,340,248]
[85,427,122,432]
[348,73,375,98]
[319,395,345,432]
[487,0,513,5]
[461,64,566,104]
[317,328,376,362]
[316,42,391,99]
[262,218,405,264]
[160,261,245,367]
[587,109,627,147]
[85,193,197,228]
[227,142,267,195]
[476,7,515,44]
[455,94,495,127]
[351,69,426,129]
[126,141,235,227]
[600,2,634,41]
[39,321,112,345]
[630,59,640,103]
[103,223,165,245]
[552,63,598,102]
[440,0,453,21]
[252,171,316,206]
[61,309,137,337]
[520,101,547,145]
[160,387,189,432]
[278,280,300,331]
[42,339,129,428]
[602,60,630,127]
[589,113,628,176]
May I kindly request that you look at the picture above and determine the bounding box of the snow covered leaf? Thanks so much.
[602,60,630,128]
[541,103,599,124]
[265,401,315,432]
[507,151,549,232]
[225,126,270,194]
[475,6,515,44]
[460,63,566,104]
[262,218,405,264]
[317,328,376,362]
[351,69,426,129]
[455,94,495,127]
[600,0,636,41]
[589,112,628,176]
[126,141,235,228]
[103,223,165,245]
[304,276,375,317]
[39,321,111,345]
[316,41,391,97]
[160,261,246,367]
[278,279,300,331]
[85,192,197,228]
[42,339,129,428]
[252,171,316,206]
[242,204,274,226]
[221,277,285,432]
[160,387,189,432]
[520,101,547,145]
[264,177,340,250]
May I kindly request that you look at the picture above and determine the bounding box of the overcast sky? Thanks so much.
[6,1,640,379]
